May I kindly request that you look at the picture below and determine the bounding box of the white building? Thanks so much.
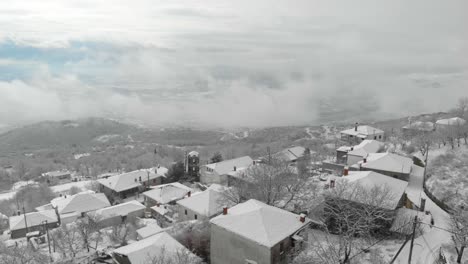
[210,199,310,264]
[200,156,254,185]
[177,184,230,221]
[336,140,383,165]
[340,124,384,143]
[350,152,413,181]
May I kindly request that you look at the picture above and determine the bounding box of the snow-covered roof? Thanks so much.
[353,152,413,174]
[42,170,71,177]
[341,125,384,137]
[91,200,145,220]
[341,171,408,209]
[188,151,199,156]
[210,199,310,247]
[176,185,230,218]
[112,232,199,264]
[204,156,254,175]
[143,182,192,204]
[402,121,435,131]
[273,146,307,162]
[435,117,466,126]
[97,167,168,193]
[51,191,111,214]
[136,223,164,239]
[337,140,383,157]
[9,210,58,231]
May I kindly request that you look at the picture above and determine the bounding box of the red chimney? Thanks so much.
[223,206,228,215]
[156,203,160,207]
[300,213,306,223]
[343,166,349,176]
[187,191,191,197]
[330,179,335,188]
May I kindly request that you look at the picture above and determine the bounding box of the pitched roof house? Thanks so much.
[176,184,230,221]
[98,167,168,199]
[210,199,310,264]
[435,117,466,126]
[143,182,192,206]
[136,223,164,240]
[336,140,383,165]
[9,210,59,239]
[200,156,254,185]
[51,191,111,220]
[351,152,413,181]
[340,124,384,143]
[90,200,145,227]
[339,171,409,210]
[272,146,308,163]
[112,232,200,264]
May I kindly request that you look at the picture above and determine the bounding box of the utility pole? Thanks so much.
[389,236,410,264]
[147,170,150,190]
[22,198,28,235]
[267,146,271,165]
[43,220,51,254]
[408,216,418,264]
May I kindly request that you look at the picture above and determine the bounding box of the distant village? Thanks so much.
[0,113,467,264]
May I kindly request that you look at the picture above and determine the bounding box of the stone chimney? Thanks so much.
[343,166,349,176]
[300,213,306,223]
[330,179,335,188]
[355,122,358,131]
[223,206,228,215]
[233,166,237,171]
[187,191,191,197]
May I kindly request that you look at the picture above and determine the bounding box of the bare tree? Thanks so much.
[50,224,83,258]
[450,195,468,263]
[0,242,49,264]
[107,218,138,246]
[294,181,399,264]
[455,97,468,118]
[76,214,103,252]
[146,247,202,264]
[223,159,315,211]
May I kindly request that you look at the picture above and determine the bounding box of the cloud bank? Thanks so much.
[0,0,467,127]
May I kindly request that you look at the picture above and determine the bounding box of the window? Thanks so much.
[185,210,187,215]
[374,136,377,139]
[194,214,198,220]
[379,135,382,139]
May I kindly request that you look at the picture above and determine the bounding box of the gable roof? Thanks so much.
[436,117,466,126]
[340,171,409,209]
[273,146,307,162]
[353,152,413,174]
[97,167,168,193]
[176,185,230,217]
[112,232,198,264]
[204,156,253,175]
[51,191,111,214]
[210,199,310,247]
[188,151,199,156]
[337,140,383,157]
[143,182,192,204]
[9,210,58,231]
[91,200,145,220]
[341,125,384,138]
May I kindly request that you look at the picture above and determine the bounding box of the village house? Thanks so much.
[41,170,72,181]
[200,156,254,185]
[89,200,145,228]
[97,167,168,200]
[402,121,435,137]
[48,191,111,224]
[435,117,466,128]
[8,210,59,239]
[112,231,200,264]
[143,182,193,207]
[336,140,383,165]
[340,124,384,143]
[176,184,230,221]
[272,146,308,163]
[350,152,413,181]
[210,199,311,264]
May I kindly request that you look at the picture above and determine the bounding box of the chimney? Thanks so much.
[350,147,354,151]
[299,213,306,223]
[363,158,367,163]
[343,166,349,176]
[330,179,335,188]
[156,203,160,207]
[233,166,237,171]
[253,160,256,165]
[420,198,426,212]
[187,191,191,197]
[355,122,358,131]
[223,206,228,215]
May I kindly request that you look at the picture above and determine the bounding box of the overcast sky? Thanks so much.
[0,0,467,127]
